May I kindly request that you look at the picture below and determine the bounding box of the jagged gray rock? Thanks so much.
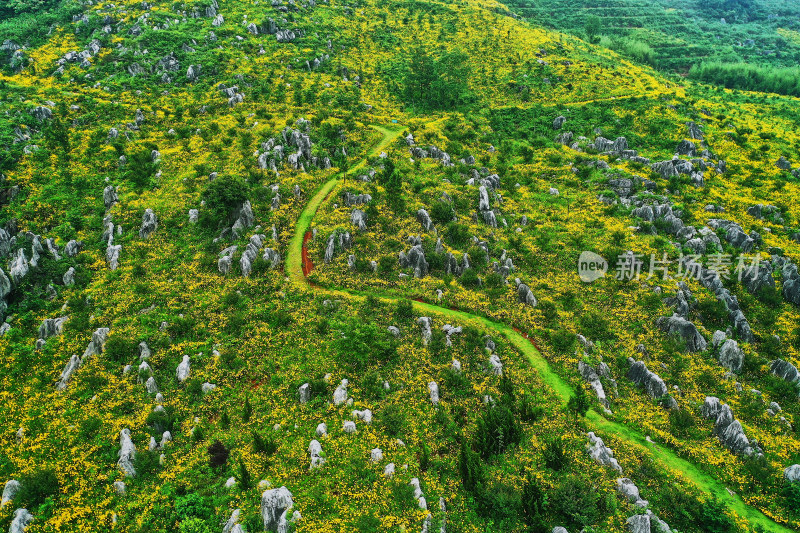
[351,209,368,232]
[103,185,118,209]
[428,381,440,404]
[616,478,648,507]
[2,480,20,506]
[417,208,434,232]
[718,339,744,373]
[139,209,158,239]
[626,514,650,533]
[9,508,33,533]
[516,281,537,307]
[701,397,761,457]
[785,464,800,482]
[118,428,136,477]
[770,359,799,383]
[38,317,69,341]
[399,245,429,278]
[260,486,295,533]
[627,359,671,404]
[656,314,707,352]
[586,432,622,473]
[176,355,190,382]
[417,317,432,345]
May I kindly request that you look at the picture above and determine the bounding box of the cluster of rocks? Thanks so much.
[515,278,537,307]
[775,156,800,178]
[772,255,800,306]
[701,397,762,457]
[483,336,504,376]
[218,233,281,277]
[578,359,614,412]
[36,316,69,350]
[492,250,515,282]
[679,256,754,342]
[324,230,352,264]
[477,185,498,228]
[0,228,79,332]
[707,219,759,253]
[56,327,109,389]
[340,191,372,207]
[257,121,331,175]
[217,83,245,106]
[103,215,123,270]
[1,40,26,71]
[747,203,784,224]
[2,479,35,531]
[627,358,676,408]
[54,39,102,74]
[260,486,299,532]
[399,240,429,278]
[408,140,453,167]
[586,433,676,531]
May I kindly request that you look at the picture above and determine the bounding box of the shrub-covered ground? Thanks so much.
[0,0,799,532]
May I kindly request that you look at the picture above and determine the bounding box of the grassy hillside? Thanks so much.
[506,0,800,93]
[0,0,799,532]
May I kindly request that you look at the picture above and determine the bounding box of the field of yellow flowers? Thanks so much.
[0,0,799,531]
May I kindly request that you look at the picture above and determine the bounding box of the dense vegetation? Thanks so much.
[0,0,799,532]
[506,0,800,94]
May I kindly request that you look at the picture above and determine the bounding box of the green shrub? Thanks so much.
[551,328,576,354]
[379,405,405,437]
[474,404,522,458]
[252,431,278,456]
[430,201,455,225]
[201,175,248,227]
[175,492,213,521]
[103,335,137,363]
[542,436,568,471]
[16,469,59,510]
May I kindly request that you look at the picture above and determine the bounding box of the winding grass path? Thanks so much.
[286,124,790,532]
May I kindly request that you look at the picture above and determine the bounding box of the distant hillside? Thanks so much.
[505,0,800,93]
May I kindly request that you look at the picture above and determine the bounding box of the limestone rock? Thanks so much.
[333,379,348,405]
[9,509,33,533]
[586,432,622,473]
[176,355,190,382]
[428,381,440,404]
[308,439,325,469]
[139,209,158,238]
[260,486,294,533]
[103,185,118,209]
[118,428,136,477]
[2,480,20,506]
[718,339,744,373]
[656,314,707,352]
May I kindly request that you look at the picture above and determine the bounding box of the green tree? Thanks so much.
[381,159,405,212]
[567,385,591,421]
[403,48,474,111]
[458,440,484,494]
[521,474,548,533]
[201,175,248,227]
[584,15,601,43]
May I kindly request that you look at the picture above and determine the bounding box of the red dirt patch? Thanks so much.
[513,326,544,353]
[302,231,314,276]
